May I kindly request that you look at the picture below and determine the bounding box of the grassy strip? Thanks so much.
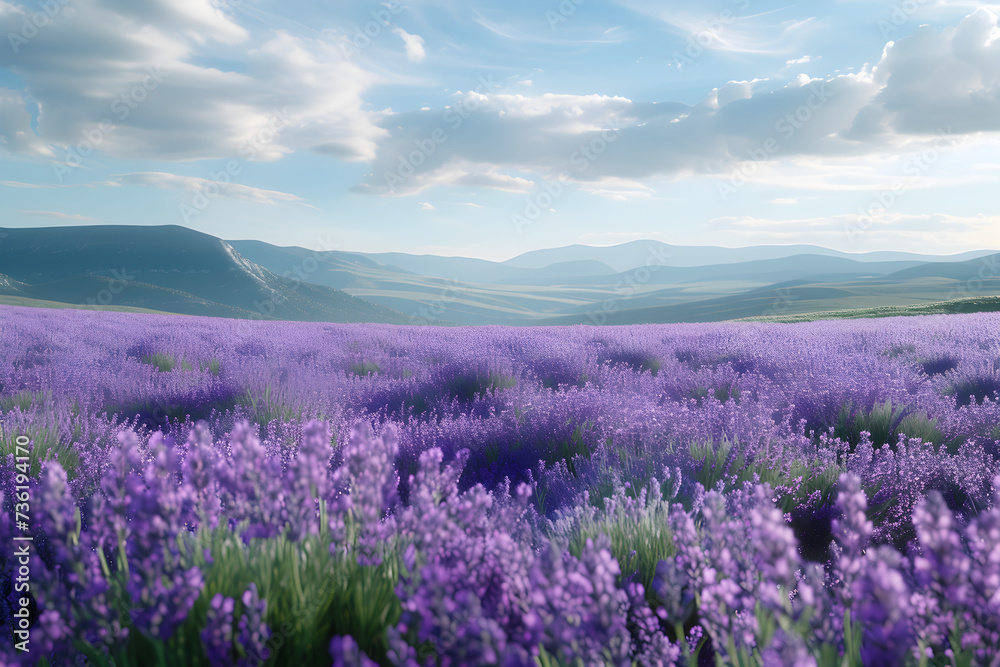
[739,295,1000,323]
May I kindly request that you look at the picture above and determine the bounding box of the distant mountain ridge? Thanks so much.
[0,226,407,323]
[2,225,998,325]
[501,240,997,272]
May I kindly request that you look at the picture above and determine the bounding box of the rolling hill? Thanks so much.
[0,226,407,323]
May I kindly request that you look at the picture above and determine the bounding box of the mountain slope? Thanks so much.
[0,226,407,323]
[503,240,998,272]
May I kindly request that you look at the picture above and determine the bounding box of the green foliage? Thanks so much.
[713,382,741,403]
[685,382,741,405]
[141,353,177,373]
[242,384,303,425]
[687,386,709,404]
[883,343,917,359]
[688,438,839,513]
[349,361,381,377]
[1,389,51,412]
[834,400,904,449]
[835,400,948,450]
[0,417,81,479]
[548,420,598,477]
[443,370,516,402]
[742,295,1000,323]
[948,374,1000,407]
[897,412,947,449]
[74,522,401,667]
[140,353,210,375]
[199,358,222,377]
[567,486,675,594]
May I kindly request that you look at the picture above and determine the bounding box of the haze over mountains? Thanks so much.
[1,225,998,325]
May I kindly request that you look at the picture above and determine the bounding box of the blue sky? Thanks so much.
[0,0,998,260]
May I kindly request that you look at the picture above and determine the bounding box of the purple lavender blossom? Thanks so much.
[853,546,914,665]
[330,635,380,667]
[201,593,236,666]
[237,582,271,667]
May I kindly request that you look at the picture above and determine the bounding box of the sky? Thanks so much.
[0,0,998,261]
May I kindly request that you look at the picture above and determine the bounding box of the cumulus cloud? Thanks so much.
[0,0,384,162]
[392,28,426,62]
[354,9,1000,196]
[862,7,1000,136]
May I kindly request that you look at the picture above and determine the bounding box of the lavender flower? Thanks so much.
[201,593,236,666]
[237,583,271,667]
[831,472,872,607]
[330,635,380,667]
[853,546,913,665]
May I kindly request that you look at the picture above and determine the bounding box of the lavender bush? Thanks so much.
[0,304,999,665]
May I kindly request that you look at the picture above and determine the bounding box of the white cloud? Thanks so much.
[354,9,1000,195]
[418,201,435,210]
[613,1,820,56]
[17,210,96,221]
[392,28,426,63]
[108,172,304,205]
[0,89,51,156]
[859,7,1000,136]
[0,0,385,162]
[708,212,1000,252]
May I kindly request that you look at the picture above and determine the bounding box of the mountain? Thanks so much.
[229,239,972,325]
[0,226,407,323]
[5,225,999,326]
[502,240,998,272]
[880,253,1000,281]
[539,267,1000,325]
[230,241,619,287]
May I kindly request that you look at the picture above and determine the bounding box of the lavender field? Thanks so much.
[1,304,999,666]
